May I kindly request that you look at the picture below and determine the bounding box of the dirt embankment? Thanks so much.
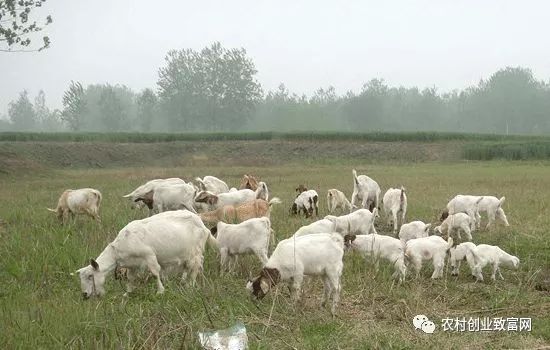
[0,140,463,174]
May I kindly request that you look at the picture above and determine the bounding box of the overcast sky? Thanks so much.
[1,0,549,114]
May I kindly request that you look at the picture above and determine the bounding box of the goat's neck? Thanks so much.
[96,244,117,275]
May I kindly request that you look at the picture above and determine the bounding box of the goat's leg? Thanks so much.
[145,255,164,294]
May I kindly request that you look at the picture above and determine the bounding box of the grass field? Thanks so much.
[1,160,550,349]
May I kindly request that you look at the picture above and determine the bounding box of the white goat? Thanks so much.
[450,242,519,281]
[153,183,197,214]
[398,221,431,243]
[383,187,407,234]
[293,219,335,237]
[195,175,230,194]
[327,189,352,214]
[47,188,102,223]
[449,242,479,277]
[404,235,454,279]
[442,195,484,230]
[325,208,378,235]
[246,233,344,315]
[477,196,510,228]
[435,212,474,241]
[291,189,319,218]
[74,210,213,298]
[194,189,256,210]
[344,233,407,283]
[351,169,381,212]
[211,217,272,273]
[123,178,185,212]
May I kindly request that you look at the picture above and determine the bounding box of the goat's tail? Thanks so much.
[498,196,506,207]
[352,169,359,185]
[268,197,282,206]
[399,186,406,210]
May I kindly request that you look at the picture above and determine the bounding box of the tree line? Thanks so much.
[2,42,549,134]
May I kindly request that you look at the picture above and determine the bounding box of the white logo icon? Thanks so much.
[413,315,436,334]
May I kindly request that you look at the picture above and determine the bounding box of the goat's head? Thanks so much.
[440,210,449,222]
[75,258,107,300]
[246,267,280,299]
[343,234,357,250]
[194,191,218,206]
[240,174,259,191]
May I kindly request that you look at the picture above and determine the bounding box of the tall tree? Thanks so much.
[98,85,125,131]
[157,42,263,131]
[8,90,35,130]
[137,88,157,132]
[0,0,52,52]
[61,81,86,131]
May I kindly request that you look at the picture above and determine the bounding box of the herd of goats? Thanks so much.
[47,170,519,315]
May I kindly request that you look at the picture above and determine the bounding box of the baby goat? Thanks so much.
[404,235,454,279]
[327,189,352,214]
[382,187,407,234]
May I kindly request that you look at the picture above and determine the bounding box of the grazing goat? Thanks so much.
[75,210,213,298]
[48,188,102,223]
[351,169,381,212]
[325,208,378,235]
[194,189,256,210]
[153,183,197,214]
[200,198,282,226]
[457,244,519,281]
[383,187,407,234]
[327,189,352,214]
[240,174,259,191]
[293,219,335,237]
[398,221,431,243]
[291,190,319,218]
[449,242,479,277]
[404,235,454,279]
[211,217,272,273]
[195,176,229,194]
[477,196,510,228]
[246,233,344,315]
[344,234,407,283]
[435,212,474,241]
[123,178,185,212]
[441,195,484,230]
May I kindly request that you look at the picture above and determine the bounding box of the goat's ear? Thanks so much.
[207,195,218,205]
[90,259,99,271]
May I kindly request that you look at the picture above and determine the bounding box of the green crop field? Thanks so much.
[1,156,550,349]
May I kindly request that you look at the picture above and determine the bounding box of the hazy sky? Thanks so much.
[1,0,549,114]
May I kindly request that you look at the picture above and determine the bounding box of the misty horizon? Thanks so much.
[1,0,550,114]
